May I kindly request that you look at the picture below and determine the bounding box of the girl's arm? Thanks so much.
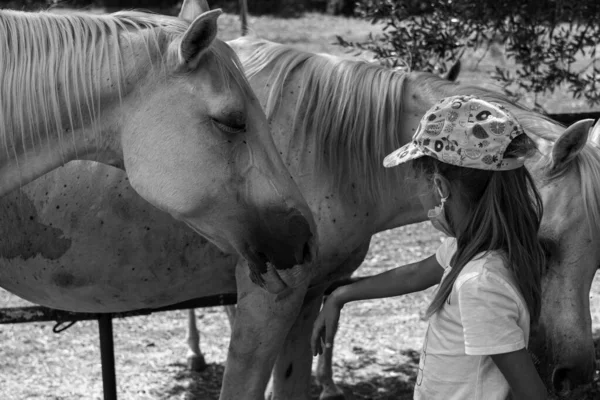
[491,349,548,400]
[311,254,443,355]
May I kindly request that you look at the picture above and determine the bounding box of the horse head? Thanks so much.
[119,0,317,292]
[526,118,600,396]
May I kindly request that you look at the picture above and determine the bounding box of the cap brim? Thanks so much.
[383,142,426,168]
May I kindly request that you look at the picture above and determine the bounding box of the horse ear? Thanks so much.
[589,118,600,146]
[550,119,593,171]
[178,0,210,23]
[178,9,222,70]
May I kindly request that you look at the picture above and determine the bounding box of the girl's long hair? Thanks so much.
[412,135,546,323]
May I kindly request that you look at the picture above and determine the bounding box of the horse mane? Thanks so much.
[243,39,410,202]
[0,9,250,163]
[242,39,600,234]
[573,144,600,235]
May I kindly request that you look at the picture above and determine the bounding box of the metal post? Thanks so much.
[239,0,248,36]
[98,314,117,400]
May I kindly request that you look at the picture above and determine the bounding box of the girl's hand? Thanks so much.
[311,289,344,356]
[491,348,548,399]
[309,255,443,356]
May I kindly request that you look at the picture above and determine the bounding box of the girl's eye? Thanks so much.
[212,118,246,135]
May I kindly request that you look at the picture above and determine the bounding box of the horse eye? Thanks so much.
[539,236,559,271]
[476,110,492,121]
[212,118,246,135]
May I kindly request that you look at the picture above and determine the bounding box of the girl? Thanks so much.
[311,95,548,400]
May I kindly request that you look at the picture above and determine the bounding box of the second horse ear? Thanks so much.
[443,60,461,82]
[179,0,211,23]
[550,119,593,173]
[178,9,222,70]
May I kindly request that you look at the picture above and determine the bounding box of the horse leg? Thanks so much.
[266,286,328,400]
[186,308,208,371]
[315,300,345,400]
[219,260,309,400]
[313,242,371,400]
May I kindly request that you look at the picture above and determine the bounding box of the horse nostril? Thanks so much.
[552,367,572,396]
[302,241,312,264]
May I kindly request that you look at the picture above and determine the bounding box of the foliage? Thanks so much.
[337,0,600,106]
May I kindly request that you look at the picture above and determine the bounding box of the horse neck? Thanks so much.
[245,51,429,237]
[0,17,163,196]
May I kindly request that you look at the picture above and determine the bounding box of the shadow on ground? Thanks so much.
[160,362,224,400]
[158,350,419,400]
[158,340,600,400]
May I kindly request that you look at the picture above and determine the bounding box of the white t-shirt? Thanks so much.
[413,238,530,400]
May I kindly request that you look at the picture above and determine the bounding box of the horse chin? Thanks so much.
[253,261,308,295]
[274,264,308,289]
[243,252,288,294]
[261,262,289,294]
[243,244,310,294]
[261,264,309,295]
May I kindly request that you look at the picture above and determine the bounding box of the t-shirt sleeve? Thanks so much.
[458,273,526,355]
[435,237,457,270]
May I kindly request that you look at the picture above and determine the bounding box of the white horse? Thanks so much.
[0,1,316,312]
[3,15,599,400]
[211,37,600,399]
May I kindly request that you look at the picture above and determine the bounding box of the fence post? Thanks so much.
[98,314,117,400]
[239,0,249,36]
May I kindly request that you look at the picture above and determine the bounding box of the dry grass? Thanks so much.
[0,9,598,400]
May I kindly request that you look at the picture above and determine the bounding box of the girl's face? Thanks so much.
[418,186,440,213]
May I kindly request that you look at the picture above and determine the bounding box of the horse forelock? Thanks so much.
[209,40,255,99]
[573,144,600,237]
[243,40,410,203]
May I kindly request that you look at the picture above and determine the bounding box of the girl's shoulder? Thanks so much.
[436,238,521,300]
[456,252,526,309]
[458,249,510,283]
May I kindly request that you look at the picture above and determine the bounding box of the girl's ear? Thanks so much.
[433,174,451,200]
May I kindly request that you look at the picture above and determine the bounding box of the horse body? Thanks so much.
[0,161,238,311]
[0,0,316,309]
[217,37,428,399]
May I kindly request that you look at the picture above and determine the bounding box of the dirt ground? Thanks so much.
[0,8,599,400]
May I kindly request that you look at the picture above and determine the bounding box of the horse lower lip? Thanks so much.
[261,262,287,294]
[275,264,308,288]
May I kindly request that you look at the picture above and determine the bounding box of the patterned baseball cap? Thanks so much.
[383,95,526,170]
